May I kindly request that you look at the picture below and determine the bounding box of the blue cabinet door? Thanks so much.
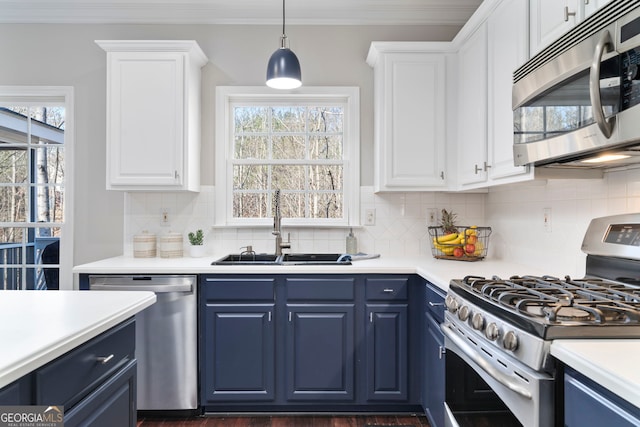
[202,304,275,402]
[424,314,445,427]
[365,304,408,401]
[286,304,355,401]
[565,367,640,427]
[423,281,446,427]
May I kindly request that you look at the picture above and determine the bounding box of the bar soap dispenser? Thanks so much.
[346,228,358,254]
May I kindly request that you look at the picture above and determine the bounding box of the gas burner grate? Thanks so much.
[459,274,640,325]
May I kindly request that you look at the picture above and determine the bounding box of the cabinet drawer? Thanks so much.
[426,282,446,323]
[286,278,355,300]
[202,277,275,301]
[35,318,135,408]
[365,277,408,300]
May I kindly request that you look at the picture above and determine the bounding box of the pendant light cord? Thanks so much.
[282,0,287,37]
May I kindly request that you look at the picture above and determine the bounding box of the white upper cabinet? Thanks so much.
[367,43,448,192]
[456,0,532,189]
[487,0,532,182]
[96,40,208,191]
[530,0,612,55]
[457,23,489,187]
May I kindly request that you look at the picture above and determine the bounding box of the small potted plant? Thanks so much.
[187,229,205,258]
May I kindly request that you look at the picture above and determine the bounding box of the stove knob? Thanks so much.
[485,322,500,341]
[471,312,484,331]
[445,295,458,313]
[503,331,519,351]
[457,305,470,321]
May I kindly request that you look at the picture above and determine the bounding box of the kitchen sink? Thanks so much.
[211,254,280,265]
[211,253,351,266]
[281,253,351,265]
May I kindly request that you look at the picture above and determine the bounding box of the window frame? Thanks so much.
[215,86,360,227]
[0,86,74,290]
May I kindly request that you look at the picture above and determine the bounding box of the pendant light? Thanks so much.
[266,0,302,89]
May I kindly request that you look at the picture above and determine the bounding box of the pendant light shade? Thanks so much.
[266,0,301,89]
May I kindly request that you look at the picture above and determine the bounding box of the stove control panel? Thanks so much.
[443,291,549,371]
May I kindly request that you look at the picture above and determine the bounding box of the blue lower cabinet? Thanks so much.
[202,304,275,402]
[0,319,137,426]
[423,281,446,427]
[286,304,355,401]
[199,274,421,411]
[64,360,137,427]
[365,304,408,401]
[564,367,640,427]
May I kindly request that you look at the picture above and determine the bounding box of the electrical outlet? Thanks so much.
[365,209,376,226]
[543,208,552,233]
[427,208,438,226]
[161,209,170,227]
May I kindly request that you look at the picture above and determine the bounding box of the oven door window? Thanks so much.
[446,351,523,427]
[514,55,620,146]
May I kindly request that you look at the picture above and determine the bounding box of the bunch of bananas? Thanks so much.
[432,227,483,257]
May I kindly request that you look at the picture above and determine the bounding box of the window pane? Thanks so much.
[309,107,343,133]
[280,192,304,218]
[309,193,343,219]
[272,107,305,132]
[309,165,343,191]
[273,135,305,160]
[309,135,343,160]
[0,227,25,244]
[233,165,268,190]
[235,136,268,159]
[0,185,27,222]
[233,192,268,218]
[34,146,64,184]
[33,186,64,223]
[272,165,305,190]
[0,149,28,184]
[235,107,268,133]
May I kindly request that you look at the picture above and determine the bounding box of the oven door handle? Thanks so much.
[441,322,533,400]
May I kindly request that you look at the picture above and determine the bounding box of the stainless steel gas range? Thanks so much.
[441,213,640,427]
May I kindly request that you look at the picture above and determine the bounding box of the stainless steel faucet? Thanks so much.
[273,189,291,255]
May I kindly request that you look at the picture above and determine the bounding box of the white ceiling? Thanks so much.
[0,0,483,25]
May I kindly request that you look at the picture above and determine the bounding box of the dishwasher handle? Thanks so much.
[89,275,195,293]
[90,283,192,293]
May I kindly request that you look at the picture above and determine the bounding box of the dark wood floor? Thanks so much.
[136,414,430,427]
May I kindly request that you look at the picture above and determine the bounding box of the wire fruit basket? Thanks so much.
[428,226,491,261]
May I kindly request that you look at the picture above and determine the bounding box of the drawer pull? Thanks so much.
[96,354,115,365]
[429,301,445,307]
[383,288,395,293]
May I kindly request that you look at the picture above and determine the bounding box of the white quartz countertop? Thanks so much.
[73,254,559,292]
[551,339,640,409]
[0,290,156,389]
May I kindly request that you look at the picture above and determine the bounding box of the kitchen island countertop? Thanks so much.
[0,290,156,389]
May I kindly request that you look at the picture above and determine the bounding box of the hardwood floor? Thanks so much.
[136,414,431,427]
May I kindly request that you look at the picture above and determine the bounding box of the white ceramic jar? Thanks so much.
[159,232,183,258]
[133,231,156,258]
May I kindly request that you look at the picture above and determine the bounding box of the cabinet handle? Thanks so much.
[438,345,446,360]
[564,6,576,21]
[483,161,491,171]
[585,0,589,4]
[370,312,373,323]
[268,311,272,322]
[174,170,179,180]
[383,288,395,293]
[288,312,292,322]
[428,301,445,307]
[474,164,482,174]
[440,171,445,180]
[97,354,115,365]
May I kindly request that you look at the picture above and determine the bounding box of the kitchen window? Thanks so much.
[215,87,360,227]
[0,87,74,290]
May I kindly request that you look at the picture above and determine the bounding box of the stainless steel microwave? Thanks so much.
[512,0,640,169]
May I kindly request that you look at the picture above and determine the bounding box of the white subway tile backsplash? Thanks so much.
[123,185,487,258]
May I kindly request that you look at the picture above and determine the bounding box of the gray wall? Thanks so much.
[0,23,460,265]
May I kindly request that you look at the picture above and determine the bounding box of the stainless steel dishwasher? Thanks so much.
[88,274,197,411]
